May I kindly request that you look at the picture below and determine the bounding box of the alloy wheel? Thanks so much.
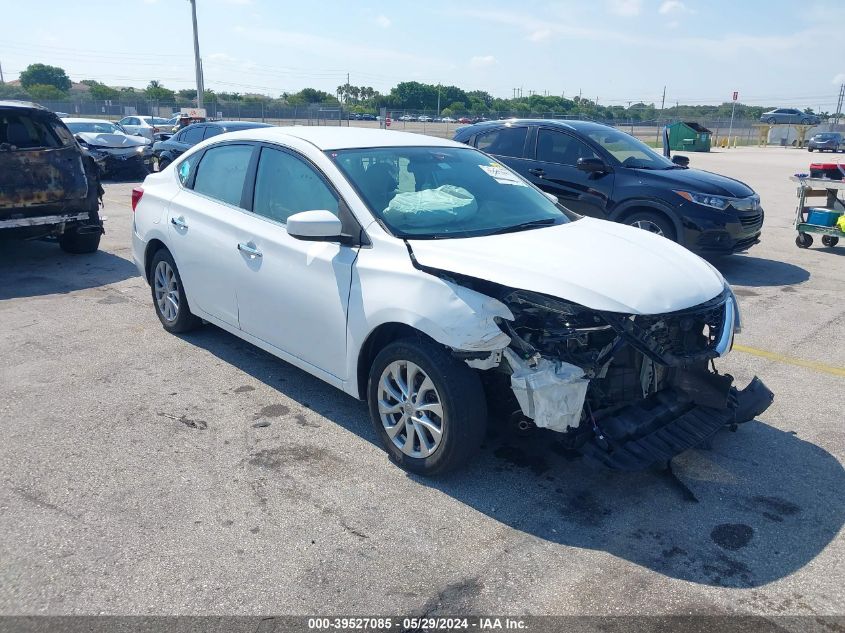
[153,260,180,323]
[630,220,665,236]
[377,360,444,458]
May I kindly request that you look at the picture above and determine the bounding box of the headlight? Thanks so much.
[674,190,731,210]
[136,146,146,153]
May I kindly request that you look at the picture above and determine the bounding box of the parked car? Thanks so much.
[441,116,456,123]
[0,101,103,253]
[398,114,416,122]
[453,119,764,256]
[418,115,433,123]
[759,109,820,126]
[117,115,173,141]
[171,115,208,135]
[360,113,377,121]
[807,132,842,152]
[152,120,272,171]
[132,126,771,475]
[64,118,153,177]
[457,117,472,124]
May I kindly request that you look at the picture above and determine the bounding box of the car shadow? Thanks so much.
[714,254,810,287]
[0,238,139,300]
[183,324,845,589]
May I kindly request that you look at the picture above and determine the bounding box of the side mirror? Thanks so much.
[672,155,690,167]
[543,191,559,204]
[576,157,608,174]
[286,210,344,241]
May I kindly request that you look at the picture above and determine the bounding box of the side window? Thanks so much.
[203,126,222,140]
[123,117,138,126]
[535,129,599,166]
[252,147,339,224]
[192,144,254,207]
[181,126,205,144]
[474,126,527,158]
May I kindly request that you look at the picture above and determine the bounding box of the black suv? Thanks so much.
[152,120,272,171]
[0,101,103,253]
[453,120,764,256]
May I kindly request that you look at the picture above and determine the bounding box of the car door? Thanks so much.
[523,127,613,218]
[472,124,533,175]
[166,142,257,328]
[177,125,205,155]
[232,145,358,379]
[119,117,141,136]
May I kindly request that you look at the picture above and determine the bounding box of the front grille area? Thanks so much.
[739,211,763,230]
[602,291,729,366]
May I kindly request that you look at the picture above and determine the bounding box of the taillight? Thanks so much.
[131,187,144,212]
[152,126,160,133]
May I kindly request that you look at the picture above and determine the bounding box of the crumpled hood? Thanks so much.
[76,132,150,149]
[407,218,725,315]
[640,167,754,198]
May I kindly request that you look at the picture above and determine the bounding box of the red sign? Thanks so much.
[732,91,738,101]
[385,117,391,128]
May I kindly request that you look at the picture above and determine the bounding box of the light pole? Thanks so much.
[189,0,204,110]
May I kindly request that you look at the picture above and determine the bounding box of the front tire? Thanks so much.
[157,157,171,172]
[367,337,487,476]
[150,248,201,333]
[625,211,677,241]
[59,226,101,254]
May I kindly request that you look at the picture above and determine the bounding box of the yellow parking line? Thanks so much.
[733,344,845,378]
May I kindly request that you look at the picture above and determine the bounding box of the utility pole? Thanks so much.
[835,83,845,126]
[189,0,204,110]
[0,60,4,84]
[436,84,440,115]
[656,85,666,145]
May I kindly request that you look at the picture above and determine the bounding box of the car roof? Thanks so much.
[459,118,614,133]
[219,126,463,150]
[210,121,274,130]
[0,100,52,113]
[62,118,119,124]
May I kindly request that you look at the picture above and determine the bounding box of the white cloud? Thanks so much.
[469,55,496,68]
[833,73,845,84]
[659,1,690,14]
[528,28,552,42]
[375,14,391,28]
[608,0,642,17]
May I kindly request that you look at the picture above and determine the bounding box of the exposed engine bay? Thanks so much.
[442,273,774,471]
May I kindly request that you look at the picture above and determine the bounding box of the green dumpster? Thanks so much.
[666,121,712,152]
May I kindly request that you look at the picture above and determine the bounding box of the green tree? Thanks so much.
[145,80,175,101]
[19,64,71,91]
[81,79,120,101]
[0,82,31,99]
[25,84,69,100]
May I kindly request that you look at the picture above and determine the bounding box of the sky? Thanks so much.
[1,0,844,110]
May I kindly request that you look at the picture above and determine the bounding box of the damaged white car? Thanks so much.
[132,127,773,475]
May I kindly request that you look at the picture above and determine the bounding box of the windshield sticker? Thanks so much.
[479,163,526,186]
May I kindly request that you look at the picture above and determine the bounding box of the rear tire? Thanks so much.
[822,235,839,247]
[367,337,487,476]
[624,211,677,241]
[149,248,201,333]
[796,233,813,249]
[59,226,101,254]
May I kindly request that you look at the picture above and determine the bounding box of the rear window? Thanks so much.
[0,112,64,149]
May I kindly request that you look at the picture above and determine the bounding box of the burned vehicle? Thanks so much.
[64,118,153,177]
[132,127,772,475]
[1,101,103,253]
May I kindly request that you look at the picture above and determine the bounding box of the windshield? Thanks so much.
[814,133,837,140]
[66,121,123,134]
[586,129,676,170]
[330,146,572,239]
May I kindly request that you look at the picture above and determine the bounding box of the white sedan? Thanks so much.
[131,127,771,475]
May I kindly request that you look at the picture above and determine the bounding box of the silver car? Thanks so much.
[760,108,820,125]
[807,132,842,153]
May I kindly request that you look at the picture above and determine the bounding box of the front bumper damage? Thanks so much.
[464,286,774,471]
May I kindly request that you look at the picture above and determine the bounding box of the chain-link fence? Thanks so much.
[33,98,838,146]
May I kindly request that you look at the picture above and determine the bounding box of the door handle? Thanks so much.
[237,242,262,258]
[528,168,545,177]
[171,216,188,229]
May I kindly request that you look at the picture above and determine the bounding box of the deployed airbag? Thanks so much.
[383,185,477,228]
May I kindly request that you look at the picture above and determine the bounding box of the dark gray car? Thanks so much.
[807,132,842,152]
[760,108,821,125]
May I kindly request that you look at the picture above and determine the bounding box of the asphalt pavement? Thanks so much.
[0,146,843,618]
